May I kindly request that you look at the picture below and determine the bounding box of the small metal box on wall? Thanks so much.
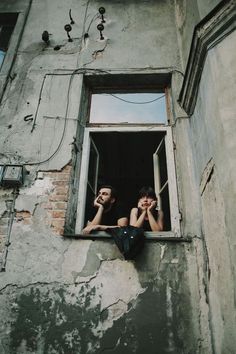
[0,165,25,187]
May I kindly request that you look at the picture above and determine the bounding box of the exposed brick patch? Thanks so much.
[41,164,72,235]
[15,211,32,225]
[11,164,72,236]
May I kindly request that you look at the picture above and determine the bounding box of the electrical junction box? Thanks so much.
[0,165,25,187]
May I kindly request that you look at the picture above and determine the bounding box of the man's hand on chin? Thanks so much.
[94,197,104,208]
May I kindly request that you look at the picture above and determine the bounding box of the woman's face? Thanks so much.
[138,195,155,208]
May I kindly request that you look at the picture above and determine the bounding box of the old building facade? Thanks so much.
[0,0,235,353]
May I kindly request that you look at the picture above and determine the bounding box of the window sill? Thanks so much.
[64,231,192,242]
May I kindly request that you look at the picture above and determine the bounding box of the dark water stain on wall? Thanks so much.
[10,286,104,354]
[98,281,194,354]
[9,243,195,354]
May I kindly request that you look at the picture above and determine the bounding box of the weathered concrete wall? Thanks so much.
[0,0,235,353]
[174,0,200,68]
[174,0,222,68]
[197,0,222,18]
[0,238,198,353]
[186,30,236,353]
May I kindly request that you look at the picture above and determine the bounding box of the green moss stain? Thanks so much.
[99,282,194,354]
[10,286,103,354]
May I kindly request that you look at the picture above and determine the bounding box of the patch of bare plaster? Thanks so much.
[60,259,145,337]
[14,195,38,214]
[0,225,70,288]
[61,240,93,282]
[14,177,54,215]
[21,177,54,196]
[90,259,145,310]
[88,259,146,335]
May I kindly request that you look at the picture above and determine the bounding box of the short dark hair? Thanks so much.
[138,186,157,201]
[98,185,117,199]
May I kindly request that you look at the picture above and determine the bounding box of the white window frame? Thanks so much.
[75,125,181,237]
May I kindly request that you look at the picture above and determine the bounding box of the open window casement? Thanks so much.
[153,137,165,210]
[75,126,181,237]
[153,133,180,235]
[87,137,99,197]
[84,137,100,225]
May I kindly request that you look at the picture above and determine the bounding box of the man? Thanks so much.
[82,185,128,234]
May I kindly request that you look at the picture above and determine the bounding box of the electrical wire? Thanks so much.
[3,66,183,167]
[107,93,166,104]
[82,0,91,37]
[85,13,99,35]
[25,71,76,166]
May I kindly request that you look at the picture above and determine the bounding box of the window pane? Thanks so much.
[90,93,167,124]
[0,49,5,68]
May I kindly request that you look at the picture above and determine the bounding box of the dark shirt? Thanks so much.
[88,203,128,226]
[137,208,159,231]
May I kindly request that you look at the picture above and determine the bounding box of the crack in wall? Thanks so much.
[0,281,65,293]
[92,41,109,60]
[99,337,121,353]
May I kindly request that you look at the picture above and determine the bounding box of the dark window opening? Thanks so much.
[84,131,171,231]
[0,13,18,68]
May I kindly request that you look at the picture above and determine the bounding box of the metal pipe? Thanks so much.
[0,188,18,271]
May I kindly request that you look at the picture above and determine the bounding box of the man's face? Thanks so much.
[96,188,115,208]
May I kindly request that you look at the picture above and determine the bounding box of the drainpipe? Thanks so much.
[0,188,18,271]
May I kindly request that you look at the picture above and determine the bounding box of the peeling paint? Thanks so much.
[0,0,235,353]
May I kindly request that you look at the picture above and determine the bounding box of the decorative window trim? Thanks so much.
[179,0,236,116]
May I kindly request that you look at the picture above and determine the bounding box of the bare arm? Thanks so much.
[88,205,104,226]
[82,197,104,234]
[147,202,164,231]
[130,207,146,228]
[82,205,128,235]
[117,217,128,227]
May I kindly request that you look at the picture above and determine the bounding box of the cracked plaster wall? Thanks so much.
[174,0,222,68]
[0,0,233,353]
[0,241,197,354]
[184,30,236,353]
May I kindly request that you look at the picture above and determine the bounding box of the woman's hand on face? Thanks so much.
[138,201,147,212]
[147,200,157,211]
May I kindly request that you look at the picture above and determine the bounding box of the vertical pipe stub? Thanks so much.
[97,23,104,40]
[99,7,106,23]
[64,24,73,42]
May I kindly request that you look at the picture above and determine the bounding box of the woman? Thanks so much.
[130,187,164,231]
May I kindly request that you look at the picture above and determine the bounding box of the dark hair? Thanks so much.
[138,186,157,201]
[98,185,117,199]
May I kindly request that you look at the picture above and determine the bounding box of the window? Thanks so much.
[75,91,180,237]
[0,13,18,69]
[90,93,167,124]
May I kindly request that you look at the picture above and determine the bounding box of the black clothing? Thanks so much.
[137,208,159,231]
[88,203,128,226]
